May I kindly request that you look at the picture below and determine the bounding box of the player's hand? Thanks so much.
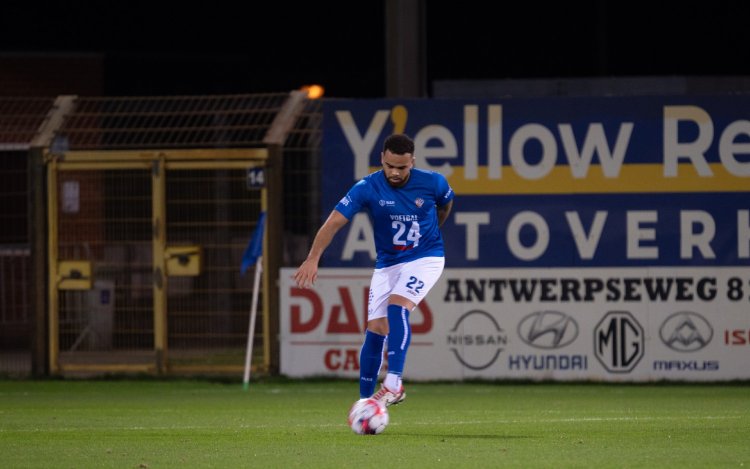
[293,259,318,288]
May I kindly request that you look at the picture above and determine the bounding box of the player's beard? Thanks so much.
[387,173,409,187]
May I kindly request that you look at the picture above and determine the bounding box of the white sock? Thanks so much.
[384,373,401,391]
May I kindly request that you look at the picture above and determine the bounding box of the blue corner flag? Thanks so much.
[240,211,266,276]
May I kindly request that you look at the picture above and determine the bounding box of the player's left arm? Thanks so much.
[436,199,453,227]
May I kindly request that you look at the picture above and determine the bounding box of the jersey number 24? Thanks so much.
[392,220,421,248]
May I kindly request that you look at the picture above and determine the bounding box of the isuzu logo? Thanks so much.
[594,311,644,373]
[659,311,713,352]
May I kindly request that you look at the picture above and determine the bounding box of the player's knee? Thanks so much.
[388,294,415,310]
[367,318,388,335]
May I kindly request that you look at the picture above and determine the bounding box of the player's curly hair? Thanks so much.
[383,134,414,156]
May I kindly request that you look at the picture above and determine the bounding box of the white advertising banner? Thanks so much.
[290,97,750,382]
[280,267,750,382]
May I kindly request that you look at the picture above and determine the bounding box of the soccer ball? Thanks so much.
[347,398,389,435]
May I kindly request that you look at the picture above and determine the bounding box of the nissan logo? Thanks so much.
[447,309,507,370]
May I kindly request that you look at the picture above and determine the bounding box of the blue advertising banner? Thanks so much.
[321,97,750,268]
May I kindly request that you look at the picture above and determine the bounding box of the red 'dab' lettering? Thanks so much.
[289,286,433,334]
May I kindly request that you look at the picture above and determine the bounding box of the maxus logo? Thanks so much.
[594,311,644,373]
[517,311,579,349]
[659,311,713,352]
[447,310,507,370]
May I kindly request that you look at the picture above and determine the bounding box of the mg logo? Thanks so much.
[594,311,644,373]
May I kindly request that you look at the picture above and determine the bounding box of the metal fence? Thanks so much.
[0,92,323,378]
[1,97,57,376]
[0,246,31,376]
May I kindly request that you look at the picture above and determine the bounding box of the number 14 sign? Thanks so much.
[246,167,265,189]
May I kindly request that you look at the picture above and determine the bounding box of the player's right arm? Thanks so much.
[437,199,453,227]
[293,209,349,288]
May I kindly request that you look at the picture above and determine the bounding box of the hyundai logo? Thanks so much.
[517,311,579,349]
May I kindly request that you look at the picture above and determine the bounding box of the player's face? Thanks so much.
[381,150,414,187]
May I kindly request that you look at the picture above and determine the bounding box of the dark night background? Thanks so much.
[1,1,749,97]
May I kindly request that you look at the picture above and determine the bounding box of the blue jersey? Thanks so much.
[335,168,454,268]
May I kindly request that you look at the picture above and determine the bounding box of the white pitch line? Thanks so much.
[0,414,743,433]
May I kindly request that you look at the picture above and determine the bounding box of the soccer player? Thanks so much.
[293,133,454,406]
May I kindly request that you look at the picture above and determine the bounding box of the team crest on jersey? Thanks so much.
[414,198,424,208]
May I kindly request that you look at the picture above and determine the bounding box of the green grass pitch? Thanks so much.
[0,378,748,468]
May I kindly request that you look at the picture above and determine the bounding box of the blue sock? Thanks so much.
[386,305,411,377]
[359,330,386,398]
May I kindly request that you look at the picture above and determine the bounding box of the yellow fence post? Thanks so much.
[46,157,60,374]
[152,154,168,374]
